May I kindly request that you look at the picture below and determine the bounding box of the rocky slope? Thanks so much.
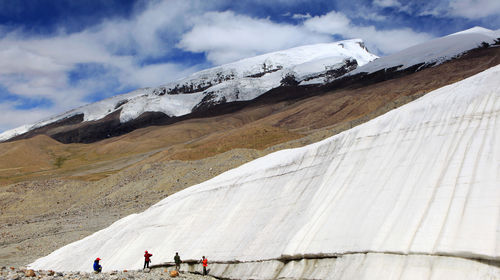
[0,266,217,280]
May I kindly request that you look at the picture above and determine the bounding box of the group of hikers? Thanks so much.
[93,251,209,275]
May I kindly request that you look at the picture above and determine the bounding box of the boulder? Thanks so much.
[7,273,19,280]
[24,270,35,277]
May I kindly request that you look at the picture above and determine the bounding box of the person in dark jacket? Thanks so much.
[93,258,102,273]
[174,252,181,271]
[144,250,153,269]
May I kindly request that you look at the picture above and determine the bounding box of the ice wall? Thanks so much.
[31,65,500,279]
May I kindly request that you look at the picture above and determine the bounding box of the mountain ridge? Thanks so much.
[2,27,499,143]
[0,39,377,142]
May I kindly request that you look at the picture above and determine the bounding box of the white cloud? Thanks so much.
[303,11,351,34]
[449,0,500,19]
[304,11,434,54]
[178,11,332,65]
[373,0,402,8]
[292,13,312,19]
[0,101,66,133]
[0,0,211,132]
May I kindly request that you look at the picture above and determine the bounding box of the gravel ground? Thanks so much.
[0,149,265,268]
[0,266,217,280]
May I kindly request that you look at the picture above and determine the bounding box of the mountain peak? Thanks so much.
[0,39,377,143]
[448,26,494,36]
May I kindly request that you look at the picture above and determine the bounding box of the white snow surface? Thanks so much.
[350,27,500,76]
[30,61,500,278]
[0,39,376,142]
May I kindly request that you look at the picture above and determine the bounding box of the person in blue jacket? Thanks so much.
[93,258,102,273]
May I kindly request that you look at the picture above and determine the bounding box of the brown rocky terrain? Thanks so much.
[0,266,218,280]
[1,46,499,268]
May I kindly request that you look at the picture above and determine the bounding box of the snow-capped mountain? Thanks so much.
[0,39,376,142]
[30,61,500,279]
[348,26,500,76]
[1,27,498,144]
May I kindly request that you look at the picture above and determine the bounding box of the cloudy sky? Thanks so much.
[0,0,499,133]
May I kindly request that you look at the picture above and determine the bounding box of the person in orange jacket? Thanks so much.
[144,250,153,269]
[201,256,208,275]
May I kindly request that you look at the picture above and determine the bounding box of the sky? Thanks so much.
[0,0,499,133]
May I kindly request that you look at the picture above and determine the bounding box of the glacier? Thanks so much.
[30,61,500,278]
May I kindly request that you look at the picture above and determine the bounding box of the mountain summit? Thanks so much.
[0,39,376,143]
[2,27,499,144]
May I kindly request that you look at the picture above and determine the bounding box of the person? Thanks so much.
[144,250,153,269]
[201,256,208,275]
[93,258,102,273]
[174,252,181,271]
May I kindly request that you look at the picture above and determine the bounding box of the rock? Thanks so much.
[170,270,179,277]
[25,269,36,277]
[56,272,63,276]
[6,274,19,280]
[48,270,55,276]
[143,268,150,273]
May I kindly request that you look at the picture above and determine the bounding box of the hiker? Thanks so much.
[93,258,102,273]
[201,256,208,275]
[174,252,181,271]
[144,250,153,269]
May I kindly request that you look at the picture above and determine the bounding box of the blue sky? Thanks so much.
[0,0,499,133]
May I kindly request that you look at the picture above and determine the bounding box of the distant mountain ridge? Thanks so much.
[0,39,376,142]
[1,27,499,143]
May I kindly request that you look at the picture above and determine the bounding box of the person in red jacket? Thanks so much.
[144,250,153,269]
[201,256,208,275]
